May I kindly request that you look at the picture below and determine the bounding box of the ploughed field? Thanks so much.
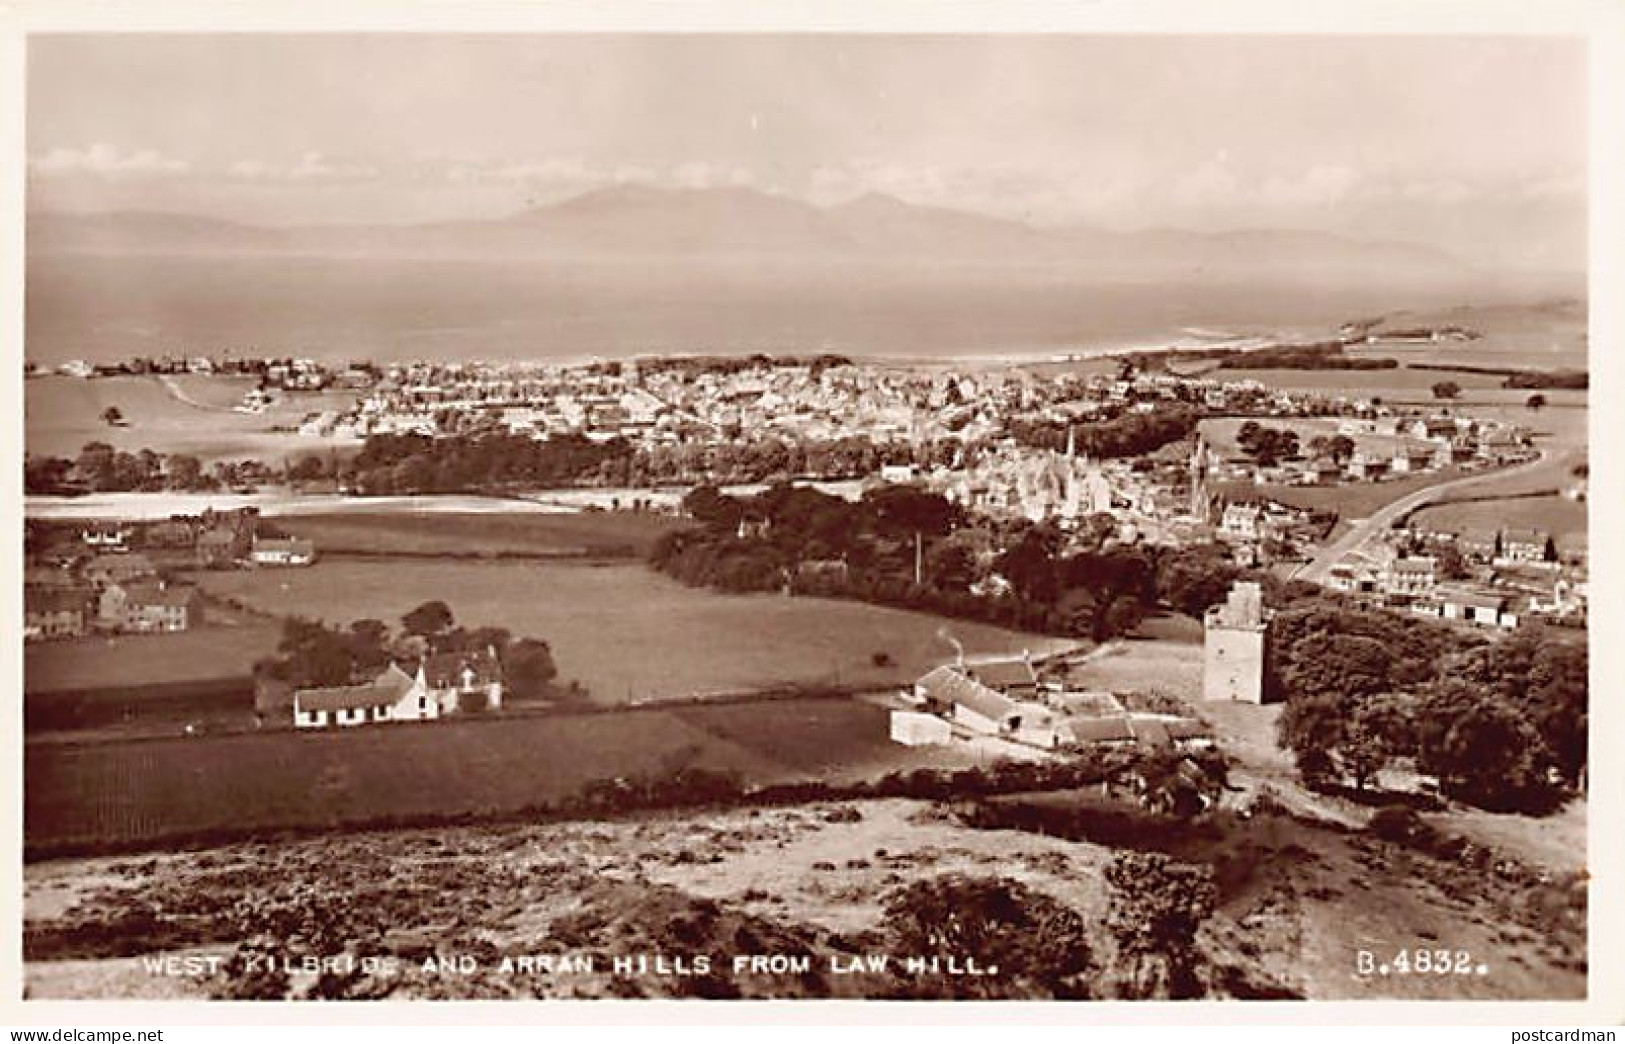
[192,560,1065,701]
[24,696,961,855]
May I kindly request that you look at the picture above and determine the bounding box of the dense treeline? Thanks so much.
[651,481,1253,640]
[1005,405,1199,459]
[1408,363,1589,390]
[347,431,630,493]
[1268,590,1586,811]
[25,443,275,495]
[1217,346,1398,370]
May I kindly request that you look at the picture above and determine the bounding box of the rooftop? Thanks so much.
[295,664,416,713]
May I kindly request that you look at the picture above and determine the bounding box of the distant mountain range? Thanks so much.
[28,184,1474,286]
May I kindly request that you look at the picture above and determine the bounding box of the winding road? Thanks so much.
[1291,450,1555,584]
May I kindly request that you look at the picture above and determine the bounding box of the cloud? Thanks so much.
[1259,165,1361,209]
[30,142,189,177]
[670,161,756,190]
[225,152,378,182]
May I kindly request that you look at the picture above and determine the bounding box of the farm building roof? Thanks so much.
[295,664,416,713]
[916,665,1017,723]
[1063,716,1136,744]
[1163,718,1213,741]
[965,658,1038,693]
[1501,528,1548,547]
[1437,585,1508,612]
[122,580,201,609]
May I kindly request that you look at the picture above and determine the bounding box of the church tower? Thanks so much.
[1188,432,1210,523]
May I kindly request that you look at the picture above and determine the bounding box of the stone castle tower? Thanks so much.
[1202,580,1270,704]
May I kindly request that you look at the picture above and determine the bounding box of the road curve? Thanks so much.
[1292,450,1554,584]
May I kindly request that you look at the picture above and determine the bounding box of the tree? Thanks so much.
[347,619,393,672]
[1155,545,1239,617]
[23,455,72,494]
[1419,683,1555,809]
[1103,595,1147,639]
[288,454,328,484]
[166,453,204,491]
[101,405,124,427]
[1431,381,1462,400]
[401,600,454,639]
[1104,852,1216,999]
[274,617,356,688]
[925,536,978,593]
[1434,543,1470,580]
[504,638,558,700]
[682,485,743,532]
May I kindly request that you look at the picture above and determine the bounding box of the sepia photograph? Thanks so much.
[8,6,1612,1017]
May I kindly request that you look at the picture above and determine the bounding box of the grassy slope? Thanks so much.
[22,696,950,853]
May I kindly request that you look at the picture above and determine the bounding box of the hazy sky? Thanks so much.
[27,34,1586,271]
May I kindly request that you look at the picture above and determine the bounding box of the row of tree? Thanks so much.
[25,442,282,495]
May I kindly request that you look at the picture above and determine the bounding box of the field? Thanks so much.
[25,374,359,463]
[1213,470,1465,521]
[1411,494,1587,545]
[25,622,280,697]
[273,510,684,558]
[22,696,935,854]
[1200,416,1417,460]
[191,560,1067,701]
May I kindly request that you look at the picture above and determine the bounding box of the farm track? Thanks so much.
[155,374,237,413]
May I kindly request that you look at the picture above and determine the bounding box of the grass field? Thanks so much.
[25,623,281,696]
[274,510,684,558]
[1200,416,1417,460]
[1213,470,1465,520]
[1412,494,1588,545]
[23,696,910,853]
[192,560,1066,701]
[25,375,359,463]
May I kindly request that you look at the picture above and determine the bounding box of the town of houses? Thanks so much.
[27,347,1585,738]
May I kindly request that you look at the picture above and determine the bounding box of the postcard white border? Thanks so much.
[1,0,1620,1027]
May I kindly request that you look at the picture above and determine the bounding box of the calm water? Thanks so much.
[23,254,1520,366]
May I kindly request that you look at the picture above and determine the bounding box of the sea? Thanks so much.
[23,254,1571,368]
